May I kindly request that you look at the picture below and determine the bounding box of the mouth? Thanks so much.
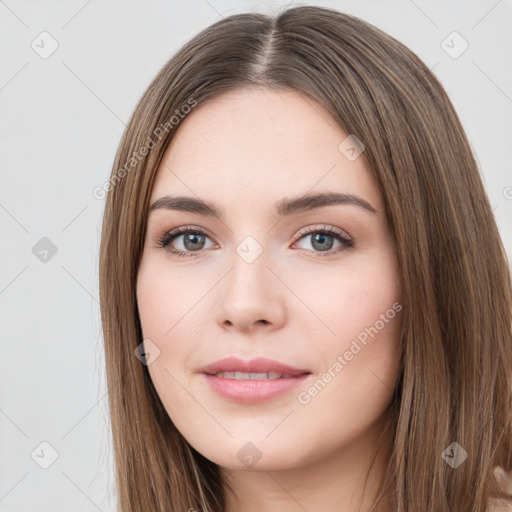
[210,371,302,380]
[199,357,312,403]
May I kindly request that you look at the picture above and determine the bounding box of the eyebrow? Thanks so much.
[148,191,377,218]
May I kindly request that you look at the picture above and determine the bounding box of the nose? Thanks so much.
[214,249,286,333]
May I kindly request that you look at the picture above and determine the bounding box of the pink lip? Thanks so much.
[200,356,310,376]
[199,357,312,404]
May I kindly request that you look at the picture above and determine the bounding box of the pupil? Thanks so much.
[184,233,204,251]
[312,233,333,251]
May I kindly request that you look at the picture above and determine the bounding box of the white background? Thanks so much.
[1,1,511,510]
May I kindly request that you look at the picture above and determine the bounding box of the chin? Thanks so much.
[188,434,314,472]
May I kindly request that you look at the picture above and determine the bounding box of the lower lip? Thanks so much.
[202,374,311,403]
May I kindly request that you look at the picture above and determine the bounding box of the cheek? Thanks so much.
[292,253,401,343]
[136,258,206,396]
[293,254,402,403]
[137,260,165,338]
[136,257,205,340]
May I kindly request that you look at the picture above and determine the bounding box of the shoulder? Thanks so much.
[489,466,512,512]
[488,497,512,512]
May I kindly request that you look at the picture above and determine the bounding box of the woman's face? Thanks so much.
[136,87,403,471]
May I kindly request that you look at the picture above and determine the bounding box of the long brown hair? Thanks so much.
[98,5,512,511]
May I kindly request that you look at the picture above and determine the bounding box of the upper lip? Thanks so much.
[200,357,311,376]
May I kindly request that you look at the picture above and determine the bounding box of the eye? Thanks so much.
[155,224,354,258]
[293,225,354,257]
[156,226,216,257]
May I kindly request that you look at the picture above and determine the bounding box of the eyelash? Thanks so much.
[155,225,354,258]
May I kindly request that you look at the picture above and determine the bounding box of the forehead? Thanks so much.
[150,87,381,210]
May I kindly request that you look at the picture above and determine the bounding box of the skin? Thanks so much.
[136,87,403,512]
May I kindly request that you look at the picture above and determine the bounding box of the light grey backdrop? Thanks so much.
[1,1,511,510]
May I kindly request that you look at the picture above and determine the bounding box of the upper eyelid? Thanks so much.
[159,224,352,247]
[162,224,349,238]
[298,225,351,238]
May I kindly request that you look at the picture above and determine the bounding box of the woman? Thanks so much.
[98,5,512,511]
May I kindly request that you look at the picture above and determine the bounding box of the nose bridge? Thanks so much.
[235,233,266,267]
[228,235,270,297]
[214,233,286,330]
